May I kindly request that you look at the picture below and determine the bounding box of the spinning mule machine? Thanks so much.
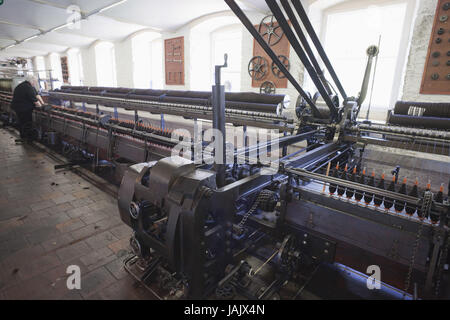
[0,0,449,300]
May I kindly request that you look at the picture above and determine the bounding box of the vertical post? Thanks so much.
[134,110,139,127]
[282,131,288,157]
[49,70,54,91]
[37,73,42,91]
[212,54,228,187]
[243,126,248,147]
[243,125,248,164]
[193,118,201,163]
[160,114,165,130]
[425,233,444,296]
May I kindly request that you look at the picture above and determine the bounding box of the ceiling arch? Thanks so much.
[0,0,269,59]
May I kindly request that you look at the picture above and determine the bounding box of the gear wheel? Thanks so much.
[260,81,276,94]
[271,55,290,78]
[258,15,284,46]
[215,284,236,300]
[248,56,269,80]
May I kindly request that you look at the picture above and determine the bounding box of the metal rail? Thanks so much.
[37,106,306,166]
[343,135,450,156]
[285,167,449,212]
[41,108,181,147]
[49,91,295,132]
[350,123,450,141]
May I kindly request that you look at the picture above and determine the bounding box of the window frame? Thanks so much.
[131,32,163,89]
[94,41,117,87]
[320,0,417,114]
[67,48,84,86]
[210,24,243,92]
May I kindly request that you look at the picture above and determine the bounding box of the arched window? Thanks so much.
[34,56,46,90]
[131,31,163,89]
[95,41,117,87]
[48,53,63,90]
[320,0,415,121]
[211,25,242,92]
[190,15,241,91]
[67,48,84,86]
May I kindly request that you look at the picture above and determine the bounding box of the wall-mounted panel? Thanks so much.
[251,20,290,91]
[164,36,185,86]
[420,0,450,95]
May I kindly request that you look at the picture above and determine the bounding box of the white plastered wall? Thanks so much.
[401,0,450,102]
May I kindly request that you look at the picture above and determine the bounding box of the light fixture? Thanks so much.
[98,0,128,13]
[3,44,16,50]
[51,24,69,32]
[23,35,39,42]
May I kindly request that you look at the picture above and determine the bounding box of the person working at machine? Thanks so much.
[10,76,44,141]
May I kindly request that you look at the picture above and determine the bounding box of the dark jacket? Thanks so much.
[11,81,38,113]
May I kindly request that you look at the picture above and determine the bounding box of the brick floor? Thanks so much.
[0,128,154,300]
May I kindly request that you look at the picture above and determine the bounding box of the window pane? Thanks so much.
[132,32,163,89]
[68,49,83,86]
[95,42,117,87]
[211,28,242,92]
[324,2,407,121]
[151,39,163,89]
[34,56,46,90]
[49,53,63,90]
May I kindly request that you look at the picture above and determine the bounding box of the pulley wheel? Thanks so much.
[130,235,143,257]
[277,234,296,266]
[271,55,290,78]
[248,56,269,80]
[260,81,276,94]
[258,15,284,46]
[129,201,140,220]
[130,233,150,258]
[366,45,379,57]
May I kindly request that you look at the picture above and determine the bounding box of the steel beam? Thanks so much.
[291,0,347,100]
[224,0,323,118]
[266,0,337,118]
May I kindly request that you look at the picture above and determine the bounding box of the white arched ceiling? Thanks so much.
[0,0,269,59]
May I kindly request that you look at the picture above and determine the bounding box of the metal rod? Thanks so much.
[249,249,279,277]
[50,92,293,124]
[266,0,337,118]
[291,0,348,100]
[365,36,381,121]
[224,0,322,118]
[235,130,317,157]
[213,54,228,187]
[280,0,332,96]
[287,167,448,211]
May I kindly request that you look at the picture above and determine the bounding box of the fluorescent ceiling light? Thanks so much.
[98,0,128,13]
[51,22,73,32]
[51,25,65,32]
[23,35,39,42]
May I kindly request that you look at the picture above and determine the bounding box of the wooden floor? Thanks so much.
[0,127,155,300]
